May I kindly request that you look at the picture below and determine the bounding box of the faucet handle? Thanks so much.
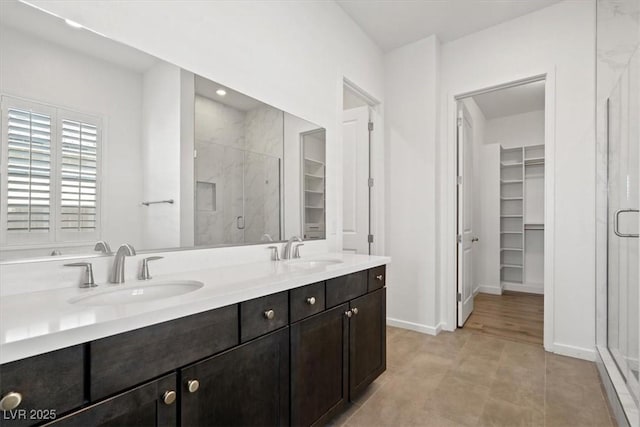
[267,246,280,261]
[64,262,97,288]
[140,256,163,280]
[293,243,304,259]
[94,241,112,254]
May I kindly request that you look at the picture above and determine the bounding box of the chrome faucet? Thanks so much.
[110,244,136,284]
[282,236,303,260]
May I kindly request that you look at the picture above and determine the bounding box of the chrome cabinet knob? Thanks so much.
[352,307,359,315]
[264,309,275,320]
[376,274,383,281]
[163,390,176,405]
[0,392,22,411]
[306,297,316,305]
[471,237,479,243]
[345,310,353,318]
[187,380,200,393]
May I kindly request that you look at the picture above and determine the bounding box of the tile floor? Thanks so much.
[330,327,616,427]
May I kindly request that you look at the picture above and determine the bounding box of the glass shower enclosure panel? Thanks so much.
[607,48,640,402]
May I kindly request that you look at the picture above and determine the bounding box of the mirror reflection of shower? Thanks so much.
[194,76,282,246]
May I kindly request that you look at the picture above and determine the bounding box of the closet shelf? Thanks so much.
[304,189,324,194]
[500,215,523,218]
[501,248,523,252]
[500,231,522,234]
[524,223,544,230]
[304,206,324,209]
[304,173,325,179]
[501,264,523,269]
[500,180,523,184]
[501,162,523,167]
[304,158,324,166]
[501,197,523,201]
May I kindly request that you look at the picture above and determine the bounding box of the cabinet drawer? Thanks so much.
[0,345,84,427]
[90,304,238,400]
[240,291,288,343]
[368,265,386,291]
[326,271,367,308]
[290,281,325,323]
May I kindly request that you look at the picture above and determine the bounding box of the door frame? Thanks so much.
[443,69,556,352]
[341,77,384,256]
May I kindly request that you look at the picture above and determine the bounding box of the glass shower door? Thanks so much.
[607,48,640,402]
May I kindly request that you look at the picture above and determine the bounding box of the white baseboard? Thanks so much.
[386,317,442,336]
[477,285,502,295]
[551,342,597,361]
[502,282,544,295]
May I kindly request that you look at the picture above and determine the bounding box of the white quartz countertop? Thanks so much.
[0,253,389,364]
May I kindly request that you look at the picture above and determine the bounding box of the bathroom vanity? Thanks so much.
[0,257,388,427]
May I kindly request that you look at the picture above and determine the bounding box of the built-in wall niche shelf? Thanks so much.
[304,205,324,209]
[304,158,324,167]
[304,172,325,179]
[500,144,544,290]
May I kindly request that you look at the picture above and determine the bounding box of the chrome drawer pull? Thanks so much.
[187,380,200,393]
[0,392,22,411]
[376,274,383,281]
[264,309,275,320]
[163,390,176,405]
[306,297,316,305]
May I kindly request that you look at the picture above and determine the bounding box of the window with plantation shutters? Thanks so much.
[5,107,52,234]
[60,119,98,231]
[1,96,101,247]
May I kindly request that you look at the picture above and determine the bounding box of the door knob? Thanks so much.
[352,307,359,315]
[187,379,200,393]
[306,297,316,305]
[163,390,176,405]
[345,310,353,318]
[264,309,275,320]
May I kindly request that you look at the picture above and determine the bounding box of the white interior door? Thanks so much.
[457,105,475,326]
[342,106,369,254]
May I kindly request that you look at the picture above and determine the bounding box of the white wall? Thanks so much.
[439,1,596,358]
[141,62,183,249]
[383,36,441,333]
[485,110,545,148]
[0,26,144,253]
[30,0,385,253]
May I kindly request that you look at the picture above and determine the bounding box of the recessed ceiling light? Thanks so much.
[216,89,227,96]
[64,19,84,29]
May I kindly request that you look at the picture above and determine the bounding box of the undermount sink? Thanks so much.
[69,280,204,306]
[284,259,344,269]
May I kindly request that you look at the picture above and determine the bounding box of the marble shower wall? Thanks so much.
[194,95,282,245]
[596,0,640,348]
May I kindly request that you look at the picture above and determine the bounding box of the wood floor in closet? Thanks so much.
[463,291,544,346]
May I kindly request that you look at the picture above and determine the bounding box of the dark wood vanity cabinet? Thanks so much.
[44,374,177,427]
[290,304,349,427]
[180,328,290,427]
[349,288,386,399]
[0,265,386,427]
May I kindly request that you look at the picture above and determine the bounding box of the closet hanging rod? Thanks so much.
[142,199,174,206]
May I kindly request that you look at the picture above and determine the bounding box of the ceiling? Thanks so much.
[471,80,545,119]
[195,75,263,112]
[1,0,158,73]
[336,0,562,52]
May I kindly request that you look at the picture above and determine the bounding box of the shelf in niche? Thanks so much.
[304,157,324,166]
[500,215,523,218]
[501,248,523,252]
[500,231,522,234]
[500,180,523,184]
[501,162,523,167]
[304,206,324,209]
[304,189,324,194]
[501,197,523,201]
[524,223,544,230]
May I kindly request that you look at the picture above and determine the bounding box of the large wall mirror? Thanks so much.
[0,0,326,262]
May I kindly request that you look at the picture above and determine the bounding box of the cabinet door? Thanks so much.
[44,374,177,427]
[290,303,349,427]
[180,328,289,427]
[349,288,386,400]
